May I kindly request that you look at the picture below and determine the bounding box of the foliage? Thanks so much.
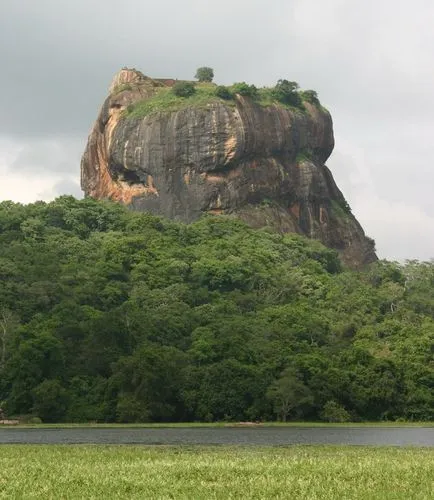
[256,82,315,111]
[126,85,227,119]
[321,400,351,422]
[126,78,323,118]
[215,86,233,100]
[195,67,214,82]
[32,379,68,423]
[266,368,313,421]
[172,81,196,98]
[271,79,303,108]
[231,82,259,98]
[0,197,432,422]
[300,89,320,105]
[331,199,352,218]
[27,416,42,424]
[113,83,133,94]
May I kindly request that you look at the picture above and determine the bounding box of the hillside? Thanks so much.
[0,197,432,422]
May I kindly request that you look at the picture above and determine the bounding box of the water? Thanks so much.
[0,426,433,446]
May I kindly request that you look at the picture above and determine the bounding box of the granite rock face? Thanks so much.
[81,68,376,268]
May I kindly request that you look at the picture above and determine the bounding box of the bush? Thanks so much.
[28,416,42,424]
[300,89,320,105]
[172,82,196,98]
[195,67,214,82]
[321,400,351,423]
[231,82,258,98]
[271,79,302,107]
[215,86,233,100]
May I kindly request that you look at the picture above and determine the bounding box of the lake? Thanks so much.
[0,426,433,446]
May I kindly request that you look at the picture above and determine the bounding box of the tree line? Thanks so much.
[0,197,432,422]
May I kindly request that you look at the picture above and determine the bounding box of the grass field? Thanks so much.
[0,445,432,499]
[5,421,433,429]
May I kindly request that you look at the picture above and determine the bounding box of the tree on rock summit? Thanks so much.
[195,67,214,82]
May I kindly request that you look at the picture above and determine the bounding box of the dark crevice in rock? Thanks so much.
[119,170,145,185]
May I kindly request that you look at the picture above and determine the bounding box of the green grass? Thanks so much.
[124,82,322,120]
[126,83,229,119]
[0,445,432,499]
[113,83,134,94]
[5,421,433,429]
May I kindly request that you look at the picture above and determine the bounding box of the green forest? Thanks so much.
[0,197,432,423]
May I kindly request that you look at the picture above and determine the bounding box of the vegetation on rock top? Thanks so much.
[195,66,214,82]
[124,74,325,119]
[125,83,225,119]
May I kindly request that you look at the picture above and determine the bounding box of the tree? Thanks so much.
[321,400,350,422]
[195,67,214,82]
[32,379,68,422]
[172,81,196,98]
[0,197,432,423]
[266,368,313,421]
[300,90,320,105]
[116,393,150,423]
[215,86,232,100]
[271,79,302,107]
[231,82,258,98]
[0,308,18,370]
[110,343,186,422]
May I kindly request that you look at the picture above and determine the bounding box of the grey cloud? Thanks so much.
[9,139,82,175]
[0,0,433,259]
[0,0,289,138]
[52,178,83,198]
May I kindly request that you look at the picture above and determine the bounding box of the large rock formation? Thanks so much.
[81,68,376,268]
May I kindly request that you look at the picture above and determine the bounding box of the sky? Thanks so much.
[1,0,433,261]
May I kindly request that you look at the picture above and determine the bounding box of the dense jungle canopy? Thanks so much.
[0,197,432,422]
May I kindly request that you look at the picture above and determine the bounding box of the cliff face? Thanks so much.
[81,68,377,268]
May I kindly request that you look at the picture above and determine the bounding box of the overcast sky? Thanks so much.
[1,0,433,261]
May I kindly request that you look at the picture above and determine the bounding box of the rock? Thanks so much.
[81,68,377,268]
[0,419,19,425]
